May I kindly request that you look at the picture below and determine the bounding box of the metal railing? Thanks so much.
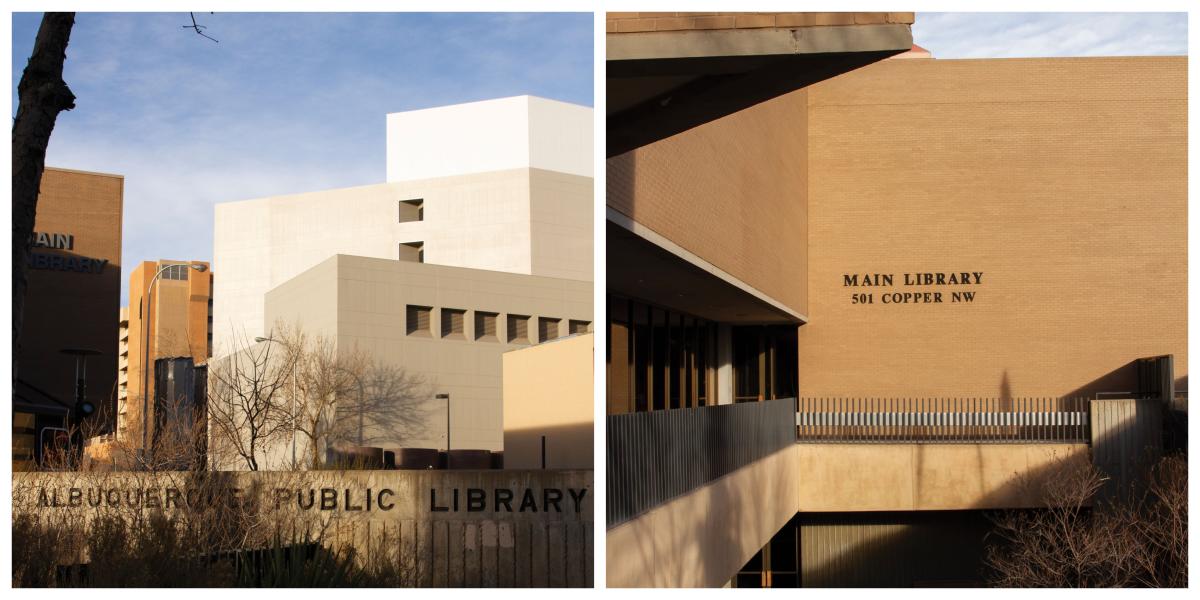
[796,397,1090,444]
[607,397,796,528]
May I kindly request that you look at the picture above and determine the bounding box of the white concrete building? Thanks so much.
[253,255,592,465]
[212,96,593,357]
[209,96,593,467]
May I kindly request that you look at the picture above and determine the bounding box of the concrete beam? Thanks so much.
[608,24,914,65]
[795,443,1092,512]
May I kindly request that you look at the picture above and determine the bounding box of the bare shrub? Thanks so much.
[985,453,1188,587]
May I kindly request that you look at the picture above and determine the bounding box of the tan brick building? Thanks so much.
[605,12,1186,588]
[120,259,213,450]
[13,167,123,470]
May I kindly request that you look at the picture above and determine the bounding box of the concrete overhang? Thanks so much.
[608,22,913,156]
[607,217,803,325]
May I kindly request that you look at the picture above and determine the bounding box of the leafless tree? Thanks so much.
[986,453,1188,587]
[206,330,300,471]
[275,323,429,468]
[12,12,75,385]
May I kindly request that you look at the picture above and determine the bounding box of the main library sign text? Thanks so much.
[843,271,983,305]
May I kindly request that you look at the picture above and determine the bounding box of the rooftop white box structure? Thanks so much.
[386,95,593,182]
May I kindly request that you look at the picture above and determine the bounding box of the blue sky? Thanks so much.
[11,12,593,306]
[11,12,1189,306]
[914,13,1187,58]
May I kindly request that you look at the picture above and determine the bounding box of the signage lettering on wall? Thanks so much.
[25,231,107,274]
[843,271,983,305]
[34,485,590,515]
[31,231,74,250]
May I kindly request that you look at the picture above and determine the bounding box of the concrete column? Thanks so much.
[717,323,733,405]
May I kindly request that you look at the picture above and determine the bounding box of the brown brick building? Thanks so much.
[14,167,123,470]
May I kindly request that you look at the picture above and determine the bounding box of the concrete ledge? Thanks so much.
[608,24,913,63]
[795,443,1091,512]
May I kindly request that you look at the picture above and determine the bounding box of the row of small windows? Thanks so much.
[406,305,589,344]
[161,264,191,280]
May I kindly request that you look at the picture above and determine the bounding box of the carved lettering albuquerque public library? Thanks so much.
[843,272,983,305]
[34,485,590,515]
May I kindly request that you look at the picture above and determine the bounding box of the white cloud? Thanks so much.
[914,13,1187,59]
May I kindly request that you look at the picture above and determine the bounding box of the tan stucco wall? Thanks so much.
[606,445,799,588]
[794,443,1091,512]
[607,89,810,317]
[503,333,593,469]
[801,56,1187,397]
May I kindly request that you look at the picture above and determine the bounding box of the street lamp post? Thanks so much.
[436,393,450,469]
[141,263,207,463]
[256,335,298,470]
[60,348,100,468]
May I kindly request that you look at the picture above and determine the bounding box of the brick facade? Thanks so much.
[608,89,810,317]
[799,56,1187,397]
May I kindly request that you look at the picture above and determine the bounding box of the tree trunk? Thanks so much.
[12,12,76,385]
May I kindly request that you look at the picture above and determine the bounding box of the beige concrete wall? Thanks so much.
[263,255,593,465]
[214,167,594,358]
[606,441,1088,586]
[14,469,592,587]
[503,333,594,469]
[794,443,1091,512]
[606,446,799,588]
[607,89,810,318]
[801,56,1187,397]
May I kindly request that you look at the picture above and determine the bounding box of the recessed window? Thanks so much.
[406,305,432,336]
[569,320,591,336]
[399,242,424,263]
[539,317,561,343]
[162,264,189,280]
[507,314,530,345]
[441,308,466,339]
[474,311,498,342]
[399,199,424,223]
